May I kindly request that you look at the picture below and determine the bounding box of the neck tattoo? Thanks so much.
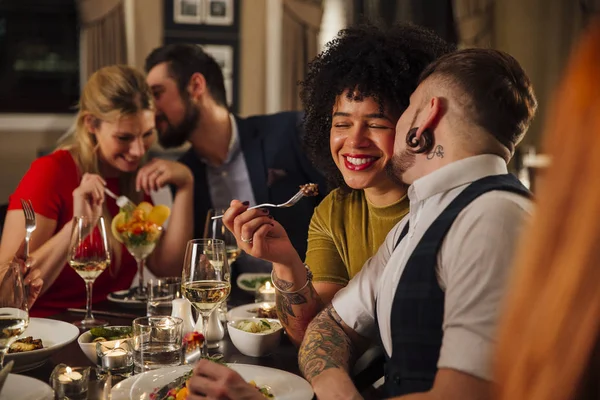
[426,145,444,160]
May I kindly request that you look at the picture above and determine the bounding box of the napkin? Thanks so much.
[0,360,14,395]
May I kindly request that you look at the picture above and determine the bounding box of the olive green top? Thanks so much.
[305,188,409,286]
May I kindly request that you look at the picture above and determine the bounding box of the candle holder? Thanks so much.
[95,340,134,378]
[255,281,276,303]
[50,364,90,400]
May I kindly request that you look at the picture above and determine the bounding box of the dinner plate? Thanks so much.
[110,374,140,400]
[128,364,313,400]
[107,289,146,309]
[226,302,277,321]
[0,373,54,400]
[236,273,271,292]
[4,318,79,373]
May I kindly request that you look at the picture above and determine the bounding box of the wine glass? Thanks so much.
[0,261,29,367]
[68,216,111,328]
[181,239,230,357]
[204,209,241,266]
[121,220,163,300]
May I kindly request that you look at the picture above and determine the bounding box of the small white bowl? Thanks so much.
[77,326,132,364]
[227,318,283,357]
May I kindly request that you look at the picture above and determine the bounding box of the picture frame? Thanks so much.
[204,0,234,26]
[200,44,234,105]
[173,0,204,25]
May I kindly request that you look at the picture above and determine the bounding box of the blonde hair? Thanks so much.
[494,22,600,400]
[59,65,154,272]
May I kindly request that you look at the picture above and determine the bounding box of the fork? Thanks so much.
[211,189,306,220]
[104,187,136,210]
[20,199,37,260]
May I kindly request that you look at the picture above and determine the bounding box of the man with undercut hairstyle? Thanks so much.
[298,48,537,399]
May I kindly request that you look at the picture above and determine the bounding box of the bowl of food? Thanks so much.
[227,318,283,357]
[77,326,133,363]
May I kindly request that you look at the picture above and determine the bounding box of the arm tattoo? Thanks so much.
[274,275,324,346]
[426,144,444,159]
[299,304,355,382]
[272,270,294,291]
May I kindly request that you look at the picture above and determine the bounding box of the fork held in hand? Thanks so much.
[211,189,306,220]
[20,199,37,261]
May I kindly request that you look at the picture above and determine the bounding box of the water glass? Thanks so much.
[147,277,182,317]
[132,316,183,374]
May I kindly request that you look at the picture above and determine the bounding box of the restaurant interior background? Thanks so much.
[0,0,598,203]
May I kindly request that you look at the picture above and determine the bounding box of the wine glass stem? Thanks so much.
[137,258,145,294]
[85,280,94,321]
[201,314,210,357]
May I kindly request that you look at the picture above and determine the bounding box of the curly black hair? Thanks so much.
[300,24,455,192]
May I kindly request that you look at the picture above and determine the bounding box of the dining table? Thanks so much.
[19,273,303,399]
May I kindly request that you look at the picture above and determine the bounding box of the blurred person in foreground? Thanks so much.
[494,21,600,400]
[0,65,194,317]
[144,44,327,259]
[223,23,454,345]
[187,48,537,399]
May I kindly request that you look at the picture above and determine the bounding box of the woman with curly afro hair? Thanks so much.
[222,23,454,345]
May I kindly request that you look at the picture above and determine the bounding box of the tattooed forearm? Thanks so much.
[272,270,294,291]
[299,304,355,382]
[274,274,324,346]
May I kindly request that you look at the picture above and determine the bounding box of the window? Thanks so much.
[0,0,79,113]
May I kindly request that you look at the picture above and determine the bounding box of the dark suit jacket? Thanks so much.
[178,111,328,259]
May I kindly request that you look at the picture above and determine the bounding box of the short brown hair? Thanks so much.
[419,48,537,155]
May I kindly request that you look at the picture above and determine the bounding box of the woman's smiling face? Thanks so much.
[330,91,399,191]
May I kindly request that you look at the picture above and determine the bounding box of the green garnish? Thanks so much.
[90,326,132,341]
[260,320,271,329]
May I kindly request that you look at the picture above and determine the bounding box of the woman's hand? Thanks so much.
[72,173,105,221]
[222,200,301,267]
[136,158,193,194]
[14,257,43,307]
[187,360,265,400]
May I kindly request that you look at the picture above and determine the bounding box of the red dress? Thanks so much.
[8,150,144,317]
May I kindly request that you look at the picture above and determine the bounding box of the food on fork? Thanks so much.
[110,201,170,250]
[8,336,43,353]
[299,183,319,197]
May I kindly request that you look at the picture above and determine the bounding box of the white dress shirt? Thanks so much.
[332,154,533,380]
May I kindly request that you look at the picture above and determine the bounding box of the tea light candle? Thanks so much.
[255,281,276,303]
[102,346,128,369]
[96,340,133,377]
[58,367,82,383]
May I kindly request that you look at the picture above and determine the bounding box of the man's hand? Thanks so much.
[187,360,265,400]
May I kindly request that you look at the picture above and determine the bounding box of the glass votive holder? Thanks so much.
[50,364,90,400]
[255,281,276,303]
[96,340,134,378]
[132,316,183,374]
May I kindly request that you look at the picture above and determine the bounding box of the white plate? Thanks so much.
[226,302,277,321]
[236,273,271,292]
[129,364,313,400]
[107,290,146,309]
[110,374,140,400]
[0,373,54,400]
[4,318,79,373]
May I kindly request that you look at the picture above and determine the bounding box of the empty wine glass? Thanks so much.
[68,216,111,329]
[0,261,29,367]
[181,239,230,357]
[204,209,241,266]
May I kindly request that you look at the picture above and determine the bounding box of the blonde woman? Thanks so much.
[494,22,600,400]
[0,65,194,317]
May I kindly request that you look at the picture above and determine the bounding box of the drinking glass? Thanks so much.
[67,216,110,328]
[0,261,29,367]
[132,316,183,373]
[147,277,182,316]
[204,209,241,266]
[181,239,230,357]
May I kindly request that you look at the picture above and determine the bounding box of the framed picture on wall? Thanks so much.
[200,44,234,104]
[204,0,234,26]
[174,0,204,24]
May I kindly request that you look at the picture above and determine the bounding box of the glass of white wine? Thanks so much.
[181,239,230,357]
[68,216,111,329]
[0,260,29,367]
[204,209,241,266]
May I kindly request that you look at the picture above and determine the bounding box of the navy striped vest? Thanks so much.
[382,173,531,397]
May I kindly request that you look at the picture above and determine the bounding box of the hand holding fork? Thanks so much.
[18,199,43,306]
